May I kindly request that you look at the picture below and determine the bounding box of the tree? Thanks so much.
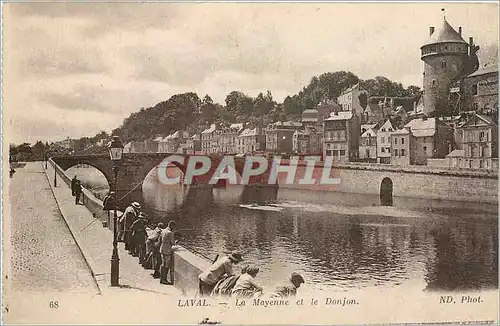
[200,95,216,124]
[283,96,301,115]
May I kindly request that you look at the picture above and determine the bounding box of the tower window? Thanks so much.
[441,61,447,68]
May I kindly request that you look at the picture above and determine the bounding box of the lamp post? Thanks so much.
[108,136,124,287]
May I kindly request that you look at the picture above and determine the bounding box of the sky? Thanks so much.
[2,2,499,144]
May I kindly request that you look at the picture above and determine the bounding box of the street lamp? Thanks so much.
[108,136,124,287]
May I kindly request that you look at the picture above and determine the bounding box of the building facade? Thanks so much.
[376,119,395,163]
[457,114,498,169]
[359,128,377,160]
[404,117,454,165]
[390,129,414,166]
[238,127,266,154]
[201,124,218,154]
[265,121,302,155]
[337,83,369,117]
[323,112,360,162]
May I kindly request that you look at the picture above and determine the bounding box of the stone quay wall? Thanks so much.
[274,160,498,204]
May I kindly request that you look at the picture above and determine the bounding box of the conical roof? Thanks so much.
[422,18,467,47]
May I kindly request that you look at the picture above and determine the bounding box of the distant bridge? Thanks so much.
[51,153,278,209]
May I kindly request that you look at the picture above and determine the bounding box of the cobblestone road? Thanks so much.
[7,162,97,294]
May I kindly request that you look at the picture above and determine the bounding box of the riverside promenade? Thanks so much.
[42,161,181,297]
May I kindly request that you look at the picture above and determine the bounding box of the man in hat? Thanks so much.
[74,179,83,205]
[159,221,177,285]
[269,272,305,298]
[198,250,243,296]
[148,222,164,277]
[131,212,148,261]
[120,202,141,250]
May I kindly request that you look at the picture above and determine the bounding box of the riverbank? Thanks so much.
[44,161,182,297]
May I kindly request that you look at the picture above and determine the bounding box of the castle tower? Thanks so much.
[420,9,477,116]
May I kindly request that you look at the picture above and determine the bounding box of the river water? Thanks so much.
[140,168,498,295]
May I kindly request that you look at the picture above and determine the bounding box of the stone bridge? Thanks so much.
[51,153,278,209]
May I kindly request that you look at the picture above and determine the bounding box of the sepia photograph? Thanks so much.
[2,1,499,324]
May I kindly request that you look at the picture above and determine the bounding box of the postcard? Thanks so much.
[2,2,499,325]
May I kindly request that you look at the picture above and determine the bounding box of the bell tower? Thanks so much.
[420,9,477,116]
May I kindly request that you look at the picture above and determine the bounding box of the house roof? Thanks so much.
[404,117,436,130]
[325,111,353,121]
[459,113,496,127]
[422,18,467,47]
[378,119,394,132]
[340,83,367,96]
[361,128,377,138]
[467,65,498,78]
[302,109,319,114]
[446,149,465,158]
[361,123,377,130]
[201,124,217,134]
[392,128,410,135]
[239,128,259,137]
[412,129,436,137]
[153,136,164,142]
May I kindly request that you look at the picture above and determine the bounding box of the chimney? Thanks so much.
[429,27,435,36]
[469,37,474,47]
[459,27,462,36]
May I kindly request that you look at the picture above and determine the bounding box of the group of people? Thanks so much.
[99,193,305,296]
[71,176,83,205]
[198,251,305,298]
[116,201,178,285]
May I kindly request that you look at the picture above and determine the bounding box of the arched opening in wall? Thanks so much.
[380,177,393,206]
[66,164,110,200]
[142,163,186,216]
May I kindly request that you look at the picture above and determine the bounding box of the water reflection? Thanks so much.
[141,173,498,292]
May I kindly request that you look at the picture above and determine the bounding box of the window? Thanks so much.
[423,146,427,154]
[441,61,447,68]
[394,138,397,145]
[339,150,346,156]
[366,149,370,158]
[381,136,385,144]
[472,84,478,95]
[381,148,386,153]
[395,149,399,157]
[401,138,405,145]
[480,131,485,141]
[432,80,437,88]
[387,148,391,153]
[444,45,448,51]
[401,149,406,156]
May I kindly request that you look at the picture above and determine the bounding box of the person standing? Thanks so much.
[198,251,244,296]
[74,179,83,205]
[269,272,305,298]
[131,213,148,262]
[102,191,115,226]
[159,221,177,285]
[71,176,78,196]
[120,202,140,251]
[149,222,164,277]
